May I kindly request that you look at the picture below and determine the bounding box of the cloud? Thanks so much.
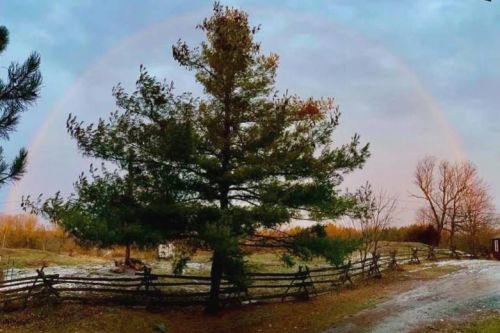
[3,0,500,225]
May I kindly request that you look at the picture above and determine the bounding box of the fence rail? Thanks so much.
[0,247,474,310]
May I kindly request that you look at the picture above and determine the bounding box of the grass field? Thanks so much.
[0,248,106,269]
[458,315,500,333]
[0,247,339,276]
[0,241,429,277]
[0,240,433,287]
[418,312,500,333]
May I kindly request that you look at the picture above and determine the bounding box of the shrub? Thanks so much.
[404,224,440,246]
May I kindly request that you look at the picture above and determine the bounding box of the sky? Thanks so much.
[0,0,499,225]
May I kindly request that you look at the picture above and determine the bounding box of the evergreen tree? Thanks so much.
[34,159,163,265]
[25,4,368,312]
[0,26,41,185]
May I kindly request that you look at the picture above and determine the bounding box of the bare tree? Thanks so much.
[413,157,476,246]
[415,206,434,226]
[414,157,445,243]
[352,182,398,271]
[446,162,477,246]
[457,181,495,256]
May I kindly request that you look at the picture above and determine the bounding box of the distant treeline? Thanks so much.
[288,223,497,255]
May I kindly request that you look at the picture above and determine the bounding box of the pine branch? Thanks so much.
[0,147,27,184]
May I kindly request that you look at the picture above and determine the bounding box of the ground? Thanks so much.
[416,312,500,333]
[1,241,427,274]
[2,245,497,333]
[0,262,459,333]
[444,314,500,333]
[327,260,500,333]
[0,248,106,269]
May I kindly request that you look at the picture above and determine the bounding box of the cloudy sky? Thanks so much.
[1,0,499,225]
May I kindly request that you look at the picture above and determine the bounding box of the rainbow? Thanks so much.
[4,10,466,212]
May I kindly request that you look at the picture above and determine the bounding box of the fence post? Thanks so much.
[23,274,40,309]
[427,246,437,261]
[281,265,316,302]
[367,252,381,278]
[449,245,460,260]
[37,267,60,301]
[388,250,399,270]
[409,248,420,264]
[136,266,162,310]
[144,266,151,291]
[137,266,158,292]
[282,266,302,302]
[338,260,353,286]
[223,283,249,307]
[24,266,60,308]
[302,266,317,298]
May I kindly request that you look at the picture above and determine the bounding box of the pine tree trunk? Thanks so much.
[206,250,224,314]
[206,88,231,314]
[125,244,131,266]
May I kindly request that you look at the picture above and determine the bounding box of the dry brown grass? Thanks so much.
[0,214,77,253]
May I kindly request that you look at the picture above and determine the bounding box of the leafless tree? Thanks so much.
[352,182,398,271]
[413,157,477,246]
[457,181,496,256]
[447,162,477,246]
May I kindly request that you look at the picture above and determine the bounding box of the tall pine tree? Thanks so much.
[26,4,368,312]
[0,26,41,185]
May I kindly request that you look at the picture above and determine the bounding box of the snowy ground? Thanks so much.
[4,260,210,279]
[325,260,500,333]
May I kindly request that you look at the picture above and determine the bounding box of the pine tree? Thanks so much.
[0,26,41,185]
[25,4,369,312]
[33,159,163,265]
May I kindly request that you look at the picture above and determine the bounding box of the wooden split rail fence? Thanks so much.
[0,247,472,311]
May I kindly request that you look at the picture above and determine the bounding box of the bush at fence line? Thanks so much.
[404,224,440,246]
[286,224,360,239]
[380,224,440,246]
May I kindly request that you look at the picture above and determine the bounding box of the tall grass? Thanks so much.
[0,214,159,260]
[0,214,75,253]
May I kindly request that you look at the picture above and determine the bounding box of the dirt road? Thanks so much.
[325,260,500,333]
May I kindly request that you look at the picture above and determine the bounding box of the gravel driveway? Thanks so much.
[325,260,500,333]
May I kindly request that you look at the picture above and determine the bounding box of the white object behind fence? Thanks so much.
[157,243,175,259]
